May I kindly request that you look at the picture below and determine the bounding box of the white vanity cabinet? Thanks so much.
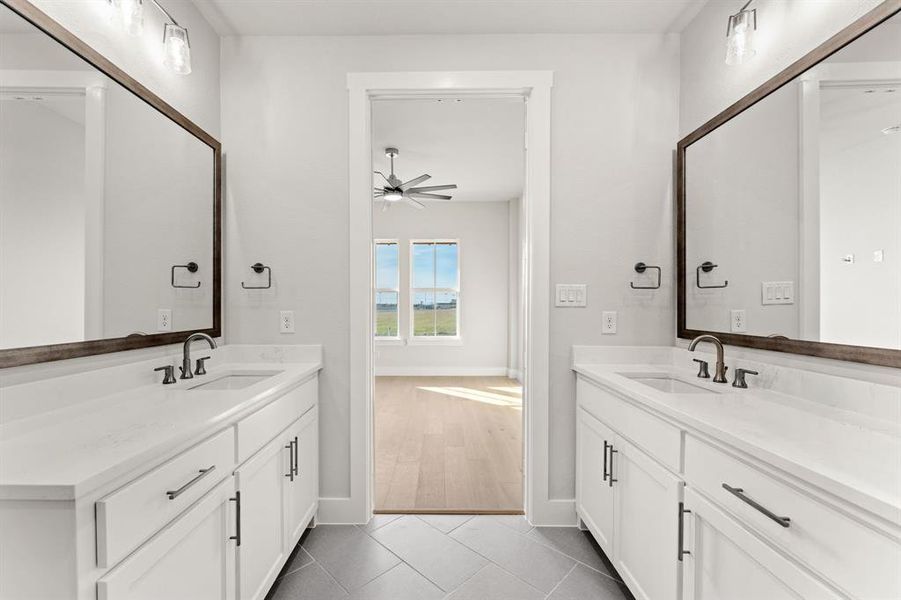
[575,371,901,600]
[97,478,238,600]
[576,387,682,600]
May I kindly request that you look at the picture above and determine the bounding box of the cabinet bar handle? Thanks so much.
[678,502,691,561]
[293,436,299,477]
[602,440,610,481]
[165,465,215,500]
[285,441,295,481]
[722,483,791,528]
[608,447,618,487]
[229,491,241,546]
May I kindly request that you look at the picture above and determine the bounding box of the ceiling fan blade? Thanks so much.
[408,192,452,200]
[403,197,426,209]
[406,184,457,193]
[399,174,431,191]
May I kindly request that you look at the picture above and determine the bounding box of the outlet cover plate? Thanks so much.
[730,309,747,333]
[280,310,295,334]
[157,309,172,332]
[602,311,617,334]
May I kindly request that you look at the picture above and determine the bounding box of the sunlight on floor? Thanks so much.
[488,386,523,397]
[417,386,523,408]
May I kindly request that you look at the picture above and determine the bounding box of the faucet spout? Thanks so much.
[181,332,217,379]
[688,334,728,383]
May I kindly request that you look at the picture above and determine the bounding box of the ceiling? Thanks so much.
[371,97,525,203]
[194,0,707,36]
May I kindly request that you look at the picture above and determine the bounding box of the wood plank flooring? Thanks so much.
[374,376,523,513]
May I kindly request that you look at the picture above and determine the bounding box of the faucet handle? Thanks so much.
[692,358,710,379]
[195,356,211,376]
[154,365,177,385]
[732,368,759,389]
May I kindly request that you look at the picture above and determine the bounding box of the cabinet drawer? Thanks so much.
[577,376,681,472]
[237,377,317,464]
[684,435,901,599]
[96,427,235,568]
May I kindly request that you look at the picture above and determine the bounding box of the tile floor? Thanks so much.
[265,515,633,600]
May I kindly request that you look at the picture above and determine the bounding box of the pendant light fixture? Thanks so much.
[725,0,757,66]
[108,0,192,75]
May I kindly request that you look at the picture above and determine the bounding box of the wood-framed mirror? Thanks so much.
[0,0,221,368]
[677,0,901,369]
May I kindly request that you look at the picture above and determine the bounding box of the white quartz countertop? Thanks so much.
[573,362,901,526]
[0,359,321,501]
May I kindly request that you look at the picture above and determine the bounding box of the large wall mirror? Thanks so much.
[0,0,221,367]
[678,1,901,368]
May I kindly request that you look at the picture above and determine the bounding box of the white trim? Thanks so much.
[348,70,555,525]
[374,366,509,377]
[507,368,522,382]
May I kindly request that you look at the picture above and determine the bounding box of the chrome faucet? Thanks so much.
[688,334,728,383]
[180,332,217,379]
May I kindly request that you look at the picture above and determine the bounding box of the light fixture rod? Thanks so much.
[147,0,180,27]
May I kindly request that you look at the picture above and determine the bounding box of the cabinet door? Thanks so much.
[681,488,842,600]
[285,407,319,546]
[611,435,681,600]
[97,478,236,600]
[576,408,616,555]
[235,434,291,600]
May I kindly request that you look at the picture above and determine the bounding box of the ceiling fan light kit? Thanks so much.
[374,147,457,211]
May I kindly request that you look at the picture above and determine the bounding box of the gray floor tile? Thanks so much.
[490,514,533,534]
[416,514,473,534]
[449,517,575,593]
[348,563,444,600]
[370,516,486,592]
[302,525,400,590]
[358,514,402,533]
[548,564,629,600]
[269,563,348,600]
[527,526,611,574]
[278,546,314,579]
[445,564,545,600]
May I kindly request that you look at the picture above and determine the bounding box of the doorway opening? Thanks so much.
[370,96,526,513]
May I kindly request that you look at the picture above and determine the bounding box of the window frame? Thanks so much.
[409,239,461,344]
[373,239,401,341]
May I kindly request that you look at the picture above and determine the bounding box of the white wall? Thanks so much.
[0,0,220,381]
[222,33,679,505]
[0,98,86,348]
[508,198,523,379]
[373,201,510,375]
[680,0,884,137]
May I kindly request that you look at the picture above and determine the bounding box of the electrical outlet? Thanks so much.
[157,309,172,332]
[730,309,747,333]
[602,311,617,334]
[280,310,295,334]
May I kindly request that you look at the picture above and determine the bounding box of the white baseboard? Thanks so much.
[316,497,367,524]
[373,366,509,377]
[528,498,578,527]
[506,368,522,382]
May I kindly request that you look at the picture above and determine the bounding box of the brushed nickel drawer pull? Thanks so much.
[722,483,791,528]
[678,502,691,561]
[166,466,216,500]
[293,436,299,477]
[603,440,610,482]
[285,441,295,481]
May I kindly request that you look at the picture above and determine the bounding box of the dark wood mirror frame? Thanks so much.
[676,0,901,369]
[0,0,221,369]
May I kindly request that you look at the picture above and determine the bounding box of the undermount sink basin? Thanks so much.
[188,371,283,391]
[620,373,716,394]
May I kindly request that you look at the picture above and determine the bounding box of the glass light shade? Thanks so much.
[111,0,144,36]
[383,191,403,202]
[725,8,757,66]
[163,23,192,75]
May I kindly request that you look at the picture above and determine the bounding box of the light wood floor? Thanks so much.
[374,376,523,513]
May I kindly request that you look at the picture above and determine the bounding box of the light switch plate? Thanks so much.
[602,311,617,334]
[556,284,587,307]
[761,281,794,305]
[157,309,172,332]
[280,310,295,334]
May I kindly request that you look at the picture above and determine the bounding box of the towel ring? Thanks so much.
[696,261,728,289]
[242,263,272,289]
[171,262,201,288]
[630,262,661,290]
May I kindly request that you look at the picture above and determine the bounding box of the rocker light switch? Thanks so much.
[556,284,587,307]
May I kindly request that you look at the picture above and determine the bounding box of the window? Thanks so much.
[374,241,399,338]
[411,240,459,338]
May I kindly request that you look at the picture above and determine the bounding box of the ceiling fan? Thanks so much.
[374,147,457,211]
